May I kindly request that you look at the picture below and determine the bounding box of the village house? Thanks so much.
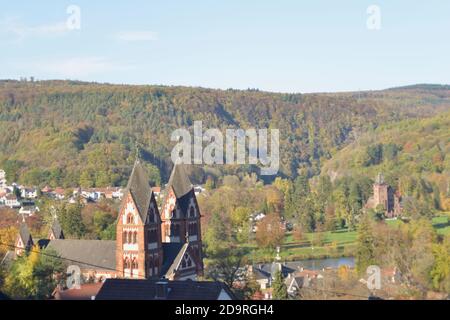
[0,169,7,188]
[73,187,123,202]
[19,205,40,216]
[285,268,323,297]
[3,194,21,208]
[7,161,204,283]
[20,187,38,199]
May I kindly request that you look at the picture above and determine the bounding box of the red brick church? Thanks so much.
[9,161,204,282]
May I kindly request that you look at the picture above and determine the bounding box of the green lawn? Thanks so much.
[245,229,358,263]
[246,214,449,263]
[386,214,450,235]
[432,215,450,236]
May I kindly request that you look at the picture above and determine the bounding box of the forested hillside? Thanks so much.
[1,80,449,188]
[322,111,450,211]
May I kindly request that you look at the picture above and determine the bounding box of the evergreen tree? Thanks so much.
[272,270,288,300]
[356,215,376,274]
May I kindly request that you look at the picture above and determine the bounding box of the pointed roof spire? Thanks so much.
[18,222,32,246]
[126,160,152,221]
[167,164,193,198]
[50,216,64,239]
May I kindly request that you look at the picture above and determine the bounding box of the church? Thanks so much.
[10,161,204,282]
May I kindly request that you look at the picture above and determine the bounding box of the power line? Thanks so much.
[0,242,147,280]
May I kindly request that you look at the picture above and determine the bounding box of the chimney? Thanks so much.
[156,280,169,299]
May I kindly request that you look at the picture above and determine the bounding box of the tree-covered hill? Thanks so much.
[321,111,450,211]
[0,80,449,187]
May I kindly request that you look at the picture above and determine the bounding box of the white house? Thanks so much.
[4,194,21,208]
[0,169,6,187]
[19,205,40,216]
[194,185,206,196]
[20,187,38,199]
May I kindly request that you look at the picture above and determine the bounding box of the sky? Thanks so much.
[0,0,449,93]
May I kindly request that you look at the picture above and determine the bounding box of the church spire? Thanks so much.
[167,164,193,198]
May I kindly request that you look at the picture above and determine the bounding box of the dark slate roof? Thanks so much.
[50,218,64,239]
[95,279,236,300]
[161,242,187,277]
[167,164,193,198]
[253,268,271,281]
[45,239,116,271]
[125,160,152,222]
[18,223,32,245]
[253,262,295,280]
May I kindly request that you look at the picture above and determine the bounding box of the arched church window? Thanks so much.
[123,231,128,243]
[133,231,137,244]
[127,232,132,244]
[190,206,195,218]
[124,258,130,269]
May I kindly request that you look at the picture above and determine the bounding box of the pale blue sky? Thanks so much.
[1,1,449,93]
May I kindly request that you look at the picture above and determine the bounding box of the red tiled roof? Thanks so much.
[53,283,104,300]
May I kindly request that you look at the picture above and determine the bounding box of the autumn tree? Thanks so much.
[3,246,64,299]
[255,214,285,249]
[355,215,376,274]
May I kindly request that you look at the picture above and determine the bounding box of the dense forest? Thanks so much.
[0,80,449,188]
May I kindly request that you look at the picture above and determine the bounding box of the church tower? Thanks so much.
[161,164,203,277]
[116,160,163,279]
[373,173,389,210]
